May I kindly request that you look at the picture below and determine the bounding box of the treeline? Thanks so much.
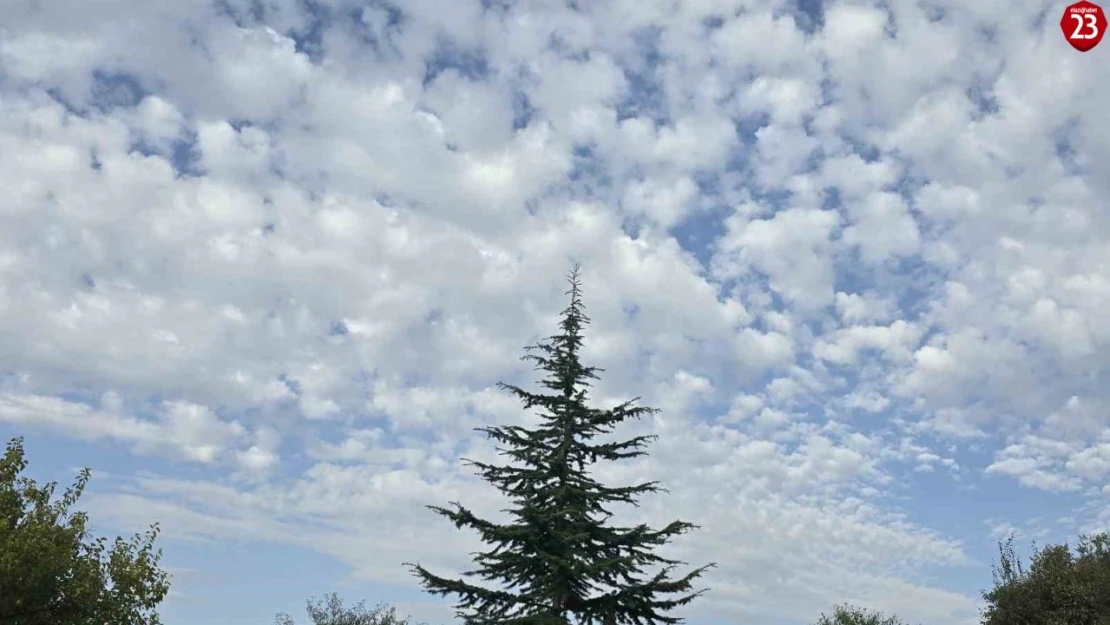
[2,437,1108,625]
[5,412,1110,625]
[3,270,1109,625]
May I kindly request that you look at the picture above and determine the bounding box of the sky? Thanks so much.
[0,0,1108,624]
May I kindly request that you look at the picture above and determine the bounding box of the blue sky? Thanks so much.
[1,0,1109,624]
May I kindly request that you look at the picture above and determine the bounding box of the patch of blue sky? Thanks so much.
[44,87,89,117]
[975,21,1001,47]
[211,0,267,29]
[159,539,362,625]
[184,21,213,60]
[839,130,883,163]
[0,429,138,487]
[1053,118,1083,176]
[734,110,772,149]
[830,252,943,323]
[707,264,775,311]
[511,89,536,130]
[478,0,514,14]
[20,69,151,118]
[546,30,590,62]
[282,0,405,64]
[670,206,731,270]
[784,0,825,35]
[310,410,403,449]
[554,144,616,206]
[90,70,150,111]
[900,457,1086,563]
[124,129,200,177]
[0,424,236,490]
[966,80,1001,121]
[748,186,798,215]
[422,37,490,87]
[288,2,328,63]
[920,1,949,23]
[613,27,669,125]
[349,3,407,57]
[172,132,203,177]
[701,14,726,32]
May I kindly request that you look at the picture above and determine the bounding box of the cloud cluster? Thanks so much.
[1,0,1108,623]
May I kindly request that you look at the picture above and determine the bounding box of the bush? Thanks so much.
[275,593,424,625]
[813,603,908,625]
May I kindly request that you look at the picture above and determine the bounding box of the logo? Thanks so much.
[1061,0,1106,52]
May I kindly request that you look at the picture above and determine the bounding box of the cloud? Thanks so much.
[1,0,1109,623]
[0,393,264,467]
[714,207,840,313]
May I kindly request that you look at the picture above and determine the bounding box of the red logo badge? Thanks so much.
[1061,1,1106,52]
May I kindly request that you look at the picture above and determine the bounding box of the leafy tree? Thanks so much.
[981,532,1110,625]
[274,593,424,625]
[813,604,908,625]
[407,266,714,625]
[0,436,170,625]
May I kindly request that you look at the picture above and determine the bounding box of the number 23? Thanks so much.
[1071,13,1100,39]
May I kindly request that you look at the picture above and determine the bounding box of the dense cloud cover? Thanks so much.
[1,0,1108,623]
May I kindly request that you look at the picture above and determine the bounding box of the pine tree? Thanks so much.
[407,266,714,625]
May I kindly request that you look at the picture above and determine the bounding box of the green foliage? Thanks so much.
[407,266,714,625]
[274,593,424,625]
[813,604,907,625]
[0,436,170,625]
[981,532,1110,625]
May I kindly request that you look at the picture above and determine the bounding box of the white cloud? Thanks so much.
[712,10,812,76]
[842,192,921,264]
[835,291,896,325]
[714,207,840,313]
[0,393,253,466]
[815,320,923,366]
[2,0,1109,623]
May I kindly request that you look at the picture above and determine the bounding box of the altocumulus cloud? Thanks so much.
[1,0,1108,624]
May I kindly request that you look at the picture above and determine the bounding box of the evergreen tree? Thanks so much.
[408,266,713,625]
